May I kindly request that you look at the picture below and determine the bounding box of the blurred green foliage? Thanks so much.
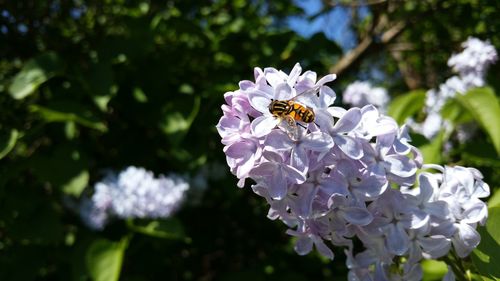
[0,0,499,280]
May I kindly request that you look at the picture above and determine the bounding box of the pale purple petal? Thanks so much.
[251,116,280,137]
[405,209,429,230]
[384,155,417,178]
[287,63,302,86]
[264,130,293,151]
[461,200,488,224]
[302,131,334,152]
[453,223,480,258]
[294,236,313,255]
[386,223,409,255]
[275,82,294,100]
[291,147,308,174]
[314,238,334,260]
[248,90,272,113]
[334,135,363,159]
[283,163,307,184]
[342,207,373,226]
[318,86,336,108]
[419,235,451,258]
[333,108,362,133]
[269,169,287,200]
[316,74,336,86]
[355,174,388,199]
[264,67,284,88]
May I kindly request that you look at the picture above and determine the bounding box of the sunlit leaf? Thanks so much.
[0,129,18,159]
[127,218,185,239]
[418,131,444,164]
[488,190,500,208]
[83,62,116,111]
[472,207,500,279]
[62,169,89,196]
[440,98,474,125]
[455,87,500,155]
[160,96,201,144]
[133,87,148,102]
[86,237,129,281]
[29,102,107,132]
[8,52,64,99]
[387,90,426,124]
[31,145,89,196]
[422,259,447,281]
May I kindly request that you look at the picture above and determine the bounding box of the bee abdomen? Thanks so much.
[303,110,315,123]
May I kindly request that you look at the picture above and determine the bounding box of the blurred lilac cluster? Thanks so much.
[80,166,189,230]
[342,81,390,112]
[217,63,490,280]
[412,37,498,139]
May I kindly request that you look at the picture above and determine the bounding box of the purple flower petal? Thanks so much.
[287,63,302,86]
[384,155,417,178]
[453,222,480,258]
[248,89,272,113]
[294,236,314,255]
[386,223,409,255]
[461,199,487,224]
[314,237,334,260]
[334,135,363,159]
[251,116,280,137]
[342,207,373,226]
[269,168,287,200]
[264,130,293,151]
[333,108,362,133]
[275,82,294,100]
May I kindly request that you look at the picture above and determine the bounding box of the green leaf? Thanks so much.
[127,218,185,239]
[83,62,116,111]
[488,190,500,208]
[0,129,19,159]
[461,140,500,168]
[422,259,447,281]
[455,87,500,155]
[419,131,445,164]
[472,207,500,279]
[388,90,426,124]
[8,52,64,99]
[62,169,89,196]
[159,96,201,144]
[133,87,148,103]
[86,237,129,281]
[29,101,107,132]
[440,98,474,125]
[31,145,89,196]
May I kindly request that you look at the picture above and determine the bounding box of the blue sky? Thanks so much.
[287,0,369,51]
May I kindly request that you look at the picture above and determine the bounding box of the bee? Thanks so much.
[268,87,319,135]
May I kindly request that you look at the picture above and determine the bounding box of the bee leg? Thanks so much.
[297,122,307,129]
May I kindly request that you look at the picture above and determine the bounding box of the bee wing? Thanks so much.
[284,116,301,140]
[290,85,321,101]
[290,86,321,109]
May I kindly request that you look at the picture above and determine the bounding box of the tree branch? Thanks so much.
[329,18,406,75]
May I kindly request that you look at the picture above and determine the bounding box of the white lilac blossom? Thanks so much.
[217,63,490,280]
[414,37,498,139]
[342,81,390,112]
[80,166,189,230]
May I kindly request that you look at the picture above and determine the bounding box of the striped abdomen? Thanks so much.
[268,99,315,123]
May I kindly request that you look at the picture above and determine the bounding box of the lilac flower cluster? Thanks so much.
[412,37,498,139]
[80,166,189,230]
[217,63,490,280]
[342,81,389,112]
